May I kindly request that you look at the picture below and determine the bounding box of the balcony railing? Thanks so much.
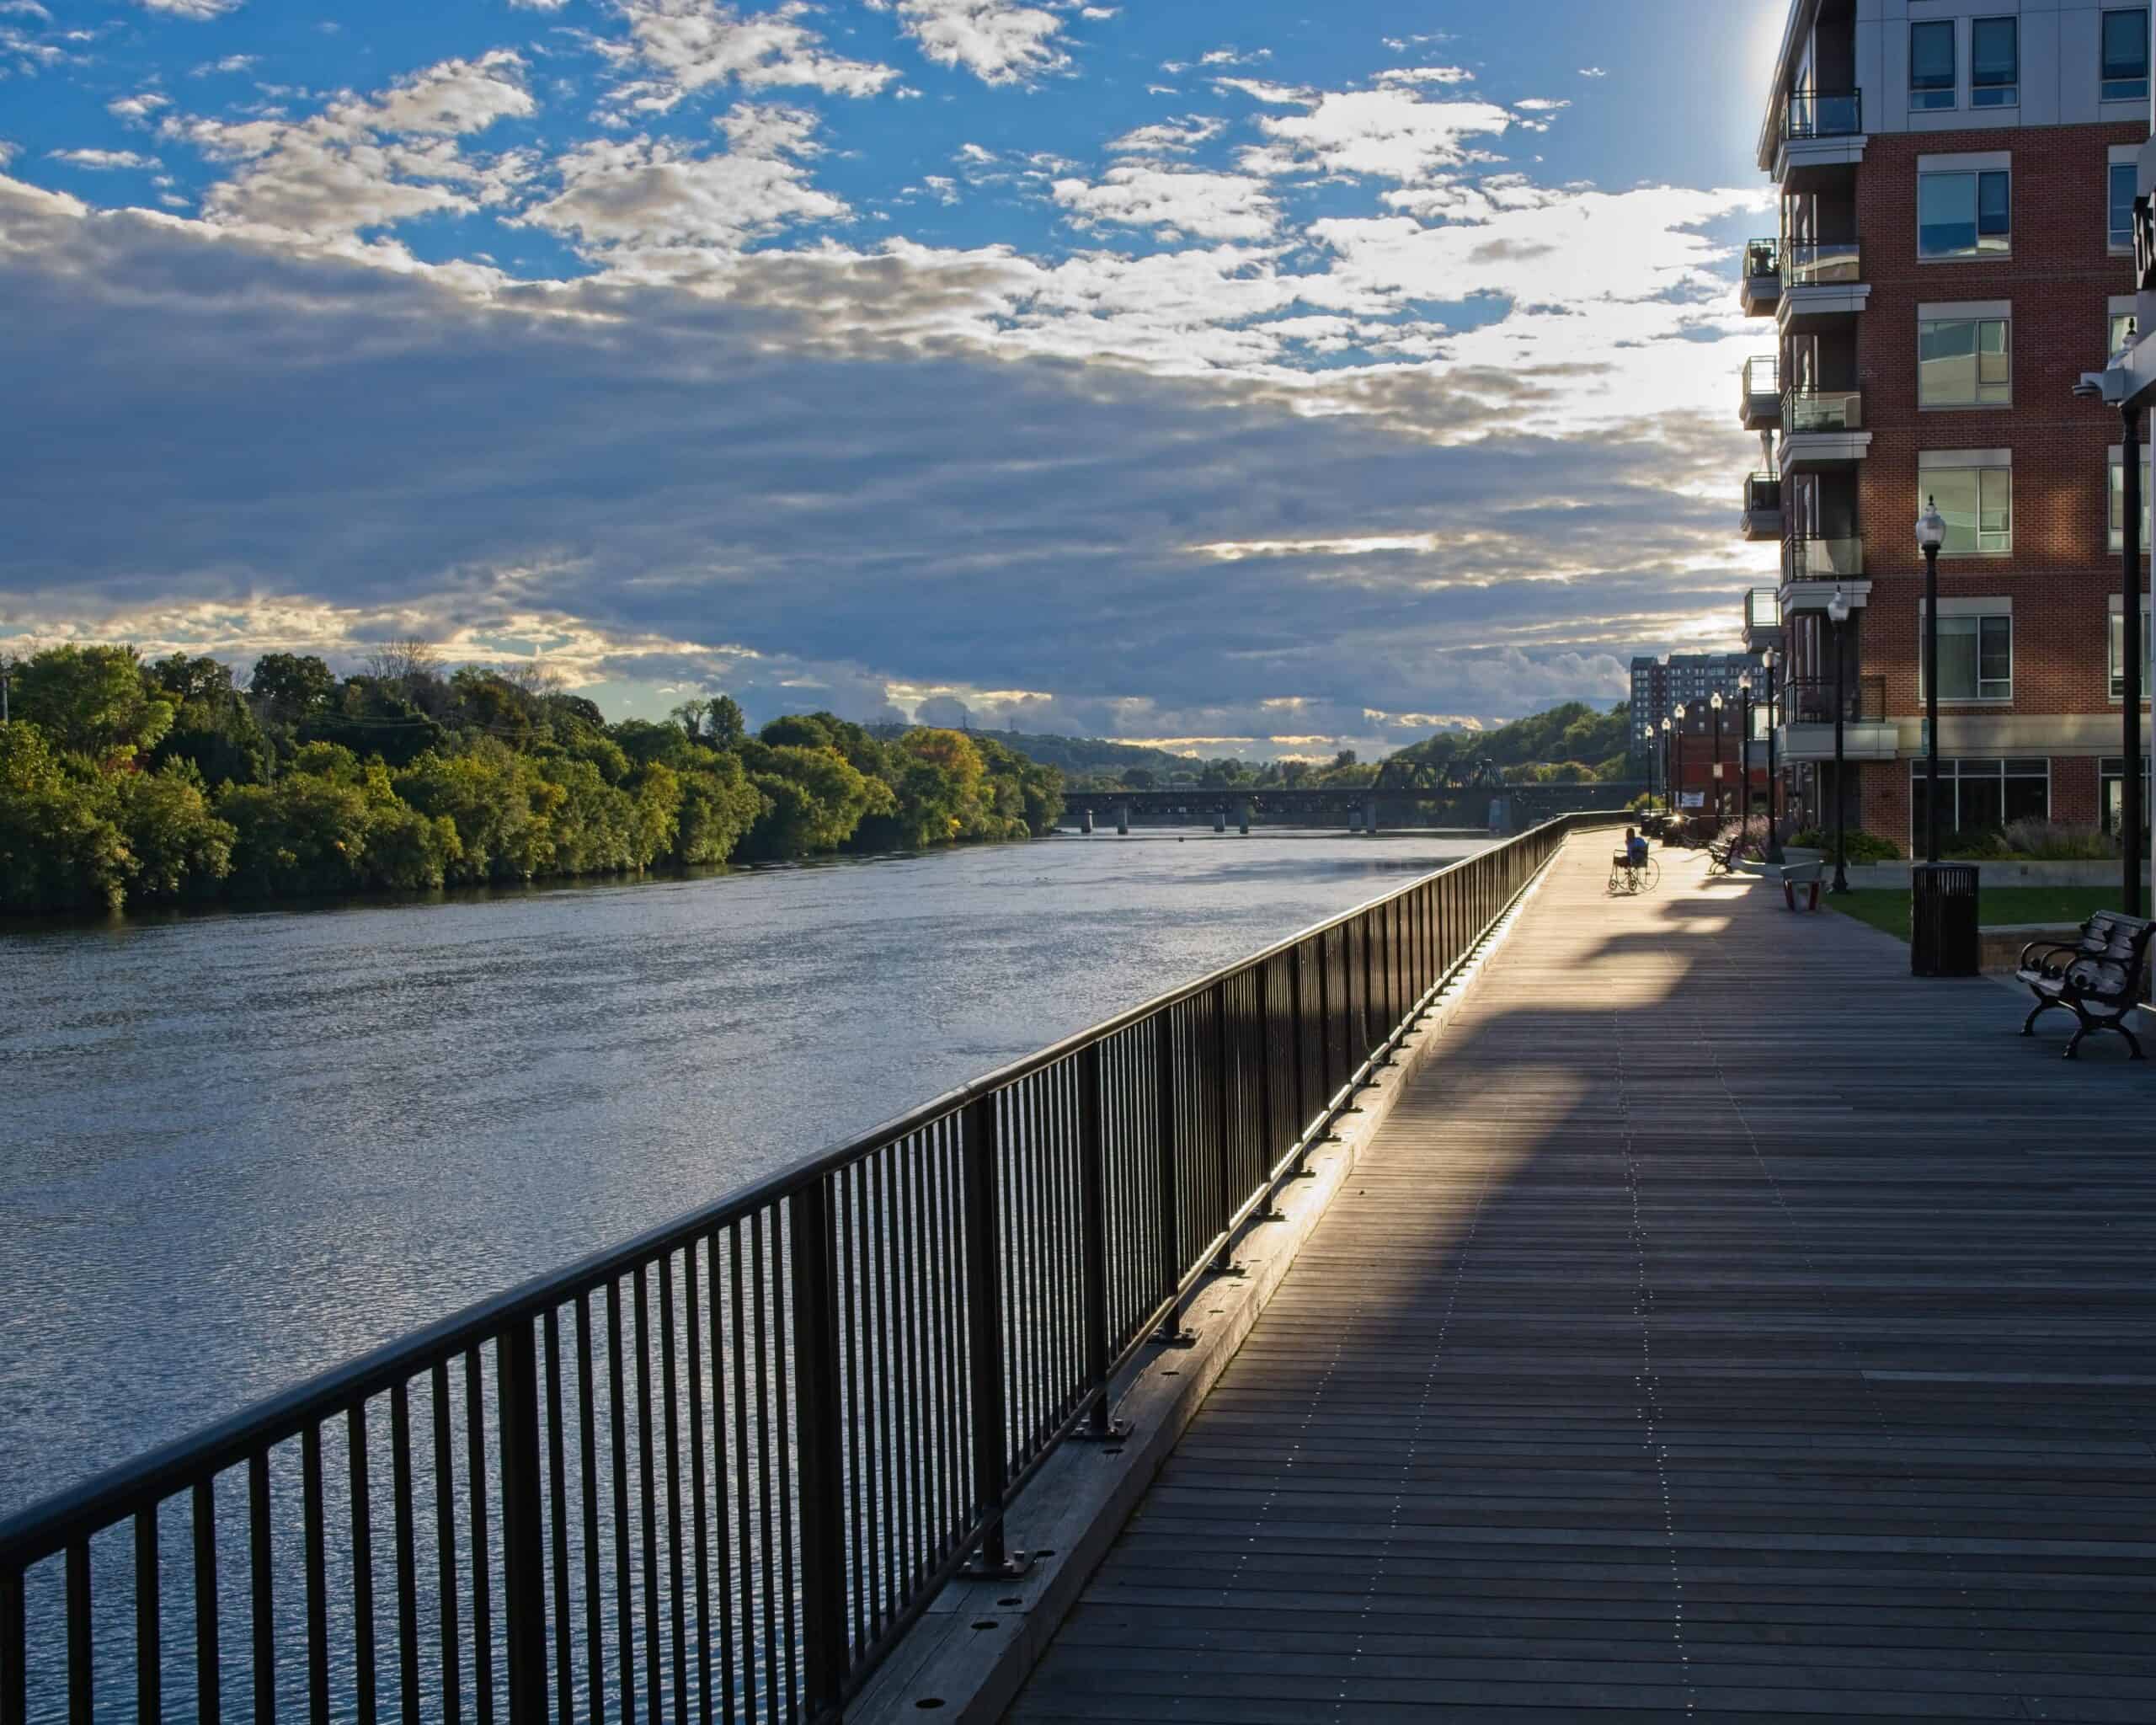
[1783,238,1862,287]
[1742,238,1780,281]
[1785,675,1887,725]
[1742,355,1779,408]
[1745,586,1782,633]
[1784,88,1862,141]
[1744,473,1782,515]
[1784,535,1865,582]
[1782,387,1863,435]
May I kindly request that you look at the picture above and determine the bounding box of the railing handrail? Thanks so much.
[1742,355,1779,387]
[0,815,1585,1568]
[1783,86,1862,140]
[1785,674,1888,723]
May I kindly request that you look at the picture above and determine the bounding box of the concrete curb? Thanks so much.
[850,844,1566,1725]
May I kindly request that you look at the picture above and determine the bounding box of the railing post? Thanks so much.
[1317,930,1335,1108]
[961,1097,1031,1573]
[789,1177,853,1706]
[1211,980,1238,1274]
[1,1564,23,1725]
[1288,943,1309,1154]
[1073,1044,1126,1438]
[497,1323,549,1722]
[1153,1014,1193,1345]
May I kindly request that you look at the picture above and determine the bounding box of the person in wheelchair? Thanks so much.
[1611,826,1649,887]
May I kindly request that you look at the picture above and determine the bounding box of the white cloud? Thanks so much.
[136,0,242,17]
[1578,67,1607,77]
[1514,98,1569,113]
[1374,66,1473,86]
[1106,115,1224,155]
[604,0,898,114]
[883,0,1070,85]
[0,141,18,168]
[48,148,160,169]
[190,54,258,75]
[109,92,173,126]
[1053,163,1278,242]
[509,0,570,8]
[524,104,846,254]
[0,1,52,19]
[1209,77,1308,106]
[1198,46,1269,67]
[165,51,536,243]
[1255,88,1515,184]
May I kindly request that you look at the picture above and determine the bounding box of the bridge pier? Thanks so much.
[1236,800,1251,836]
[1347,804,1364,833]
[1079,809,1094,834]
[1364,796,1381,836]
[1115,803,1130,836]
[1213,806,1227,834]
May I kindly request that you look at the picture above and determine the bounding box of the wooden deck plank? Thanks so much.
[1005,841,2156,1719]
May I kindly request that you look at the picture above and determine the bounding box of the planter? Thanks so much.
[1838,859,2148,889]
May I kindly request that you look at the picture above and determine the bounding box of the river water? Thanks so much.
[0,829,1486,1518]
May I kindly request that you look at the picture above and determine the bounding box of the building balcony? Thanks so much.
[1777,675,1897,762]
[1742,585,1783,656]
[1741,473,1782,541]
[1778,387,1870,474]
[1739,356,1780,430]
[1777,240,1867,329]
[1775,89,1865,189]
[1739,240,1780,316]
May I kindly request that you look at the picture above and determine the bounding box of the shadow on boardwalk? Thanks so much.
[1008,839,2156,1723]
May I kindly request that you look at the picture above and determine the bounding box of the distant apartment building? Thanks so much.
[1740,0,2152,846]
[1628,652,1762,762]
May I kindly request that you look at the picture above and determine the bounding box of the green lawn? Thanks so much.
[1823,886,2127,941]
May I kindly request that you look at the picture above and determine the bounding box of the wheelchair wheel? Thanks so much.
[1637,857,1660,892]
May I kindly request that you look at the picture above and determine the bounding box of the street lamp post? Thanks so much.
[1658,716,1671,815]
[1737,674,1753,836]
[1710,691,1726,828]
[1917,499,1945,863]
[1673,703,1687,838]
[2121,403,2143,920]
[1764,646,1782,862]
[1828,585,1852,894]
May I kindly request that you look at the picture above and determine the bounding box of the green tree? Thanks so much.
[706,695,747,749]
[0,723,130,911]
[396,740,547,881]
[672,756,767,864]
[217,770,373,898]
[13,645,174,764]
[248,653,335,723]
[116,762,237,902]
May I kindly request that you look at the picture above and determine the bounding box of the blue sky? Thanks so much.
[1,0,1786,753]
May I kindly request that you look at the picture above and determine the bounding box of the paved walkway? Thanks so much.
[1008,839,2156,1722]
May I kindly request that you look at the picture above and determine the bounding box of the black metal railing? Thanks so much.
[1782,386,1862,435]
[1784,88,1862,141]
[1782,238,1862,287]
[0,814,1602,1724]
[1742,238,1780,282]
[1743,473,1782,515]
[1785,675,1887,724]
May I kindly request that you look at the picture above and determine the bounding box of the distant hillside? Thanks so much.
[1380,702,1631,787]
[867,724,1193,779]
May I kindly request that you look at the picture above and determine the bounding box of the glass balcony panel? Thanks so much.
[1783,387,1863,434]
[1783,239,1861,286]
[1784,536,1865,581]
[1785,89,1862,140]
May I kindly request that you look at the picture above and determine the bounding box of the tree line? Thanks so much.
[0,644,1063,916]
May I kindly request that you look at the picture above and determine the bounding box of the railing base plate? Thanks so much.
[961,1550,1037,1581]
[1067,1418,1133,1444]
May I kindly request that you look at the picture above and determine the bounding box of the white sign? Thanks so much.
[1678,791,1706,809]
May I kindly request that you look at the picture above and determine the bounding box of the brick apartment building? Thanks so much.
[1627,652,1760,766]
[1742,0,2152,848]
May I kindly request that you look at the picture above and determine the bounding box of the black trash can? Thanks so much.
[1911,862,1981,977]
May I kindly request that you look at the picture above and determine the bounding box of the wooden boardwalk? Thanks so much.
[1008,840,2156,1722]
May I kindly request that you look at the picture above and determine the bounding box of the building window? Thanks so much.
[1921,463,2012,554]
[1920,613,2012,702]
[1919,168,2009,259]
[1918,315,2010,407]
[2103,8,2150,102]
[2100,758,2151,835]
[2109,450,2153,552]
[1911,19,1957,109]
[2111,161,2137,253]
[1910,758,2049,841]
[1972,18,2017,107]
[2110,609,2153,699]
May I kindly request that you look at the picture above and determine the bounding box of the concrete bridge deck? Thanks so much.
[1008,838,2156,1722]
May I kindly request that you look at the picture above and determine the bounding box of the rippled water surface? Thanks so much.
[0,830,1486,1514]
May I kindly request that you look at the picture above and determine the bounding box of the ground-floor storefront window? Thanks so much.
[1908,757,2048,846]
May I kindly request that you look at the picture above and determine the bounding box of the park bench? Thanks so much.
[2016,911,2154,1060]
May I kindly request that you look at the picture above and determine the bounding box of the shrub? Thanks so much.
[2000,819,2116,860]
[1791,827,1902,862]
